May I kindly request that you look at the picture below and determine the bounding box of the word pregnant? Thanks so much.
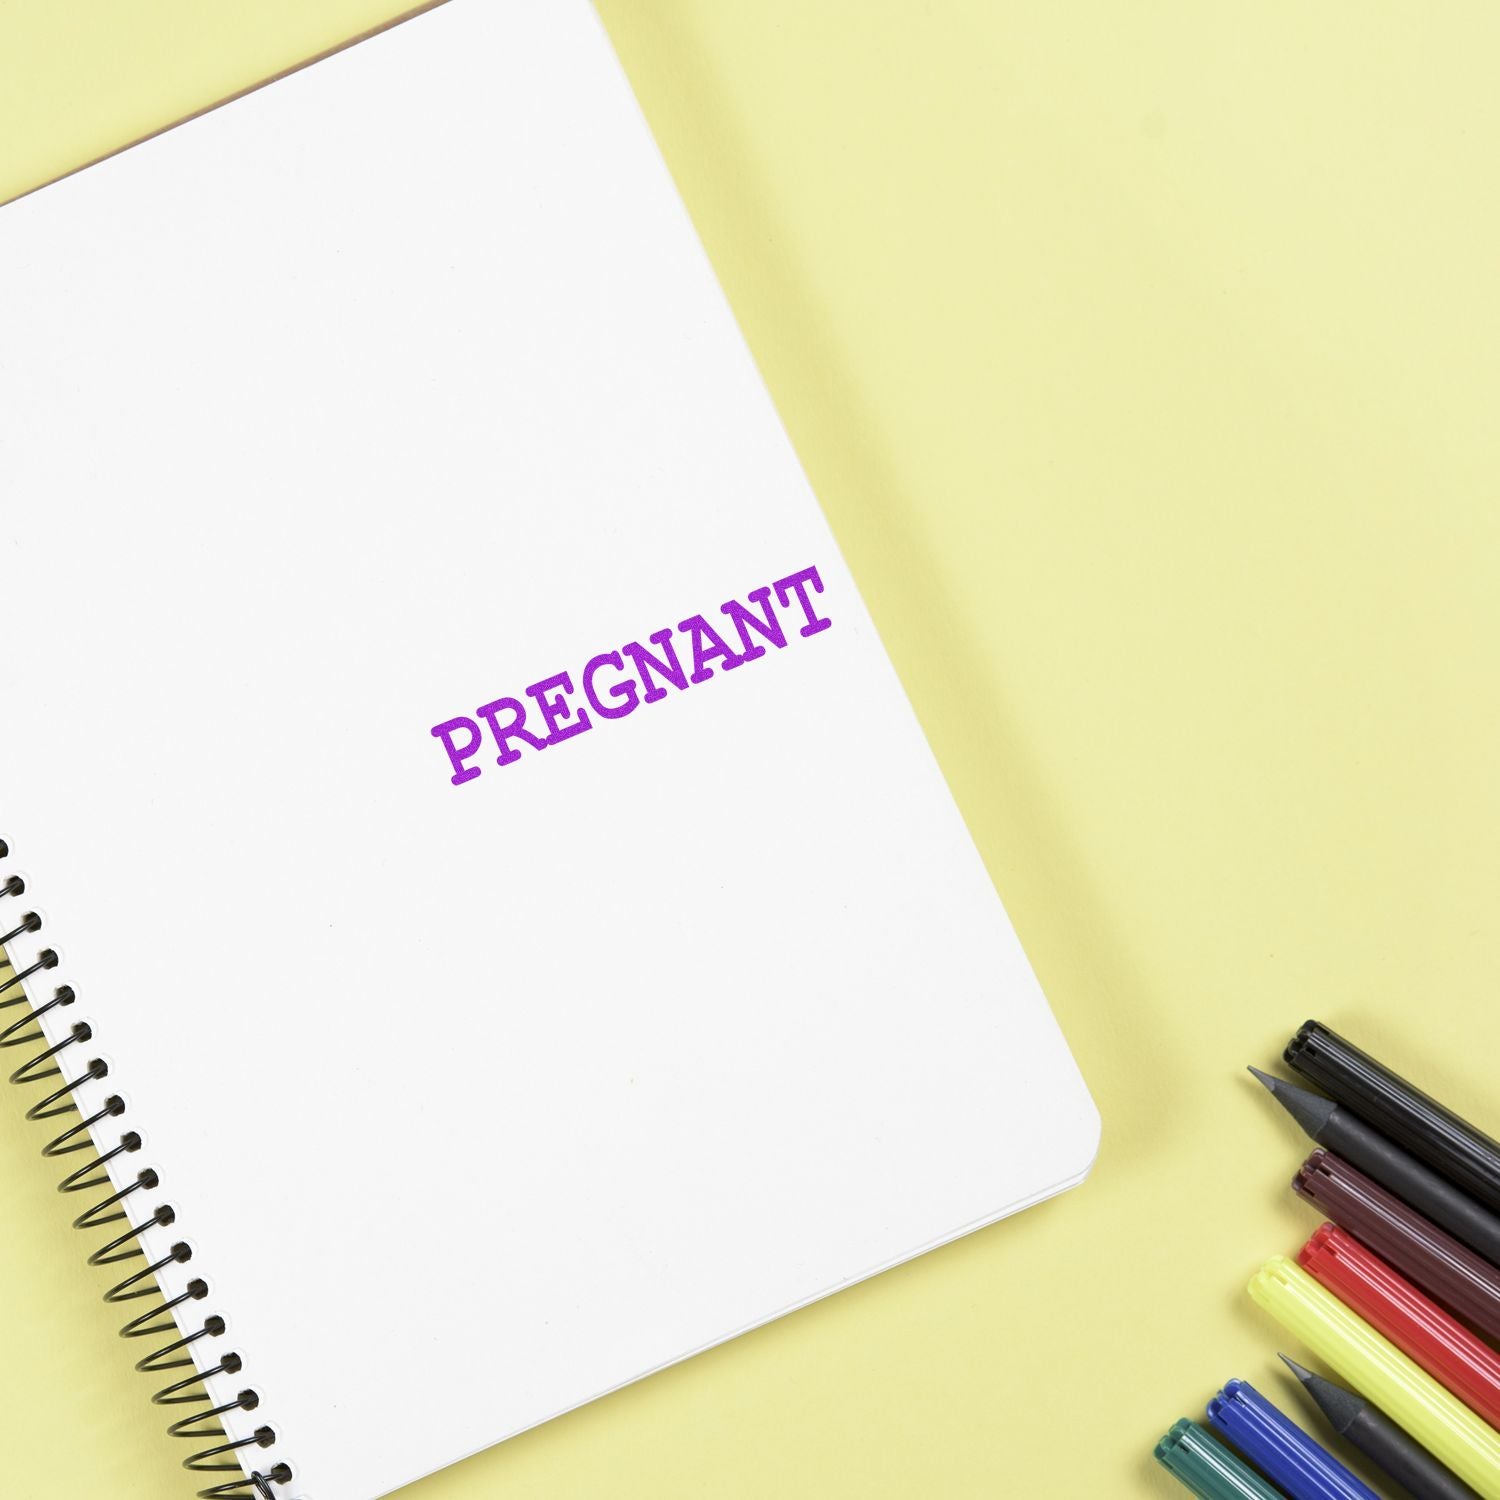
[430,564,832,786]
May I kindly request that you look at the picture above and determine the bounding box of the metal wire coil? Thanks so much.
[1,836,295,1498]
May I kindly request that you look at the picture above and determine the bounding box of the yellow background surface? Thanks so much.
[2,4,1498,1496]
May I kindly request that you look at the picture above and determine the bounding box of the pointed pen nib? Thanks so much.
[1245,1064,1337,1139]
[1277,1353,1362,1433]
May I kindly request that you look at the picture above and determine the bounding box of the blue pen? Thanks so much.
[1209,1378,1381,1500]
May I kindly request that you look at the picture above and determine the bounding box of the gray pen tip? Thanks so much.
[1278,1355,1361,1433]
[1246,1064,1336,1138]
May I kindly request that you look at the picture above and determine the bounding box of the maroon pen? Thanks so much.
[1293,1149,1500,1343]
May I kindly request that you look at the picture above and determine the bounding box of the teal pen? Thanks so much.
[1156,1419,1288,1500]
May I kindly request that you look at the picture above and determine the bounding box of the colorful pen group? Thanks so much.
[1155,1020,1500,1500]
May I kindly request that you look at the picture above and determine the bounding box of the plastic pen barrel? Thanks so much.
[1250,1066,1500,1265]
[1248,1257,1500,1500]
[1301,1224,1500,1429]
[1208,1377,1380,1500]
[1285,1022,1500,1214]
[1294,1150,1500,1342]
[1156,1419,1287,1500]
[1284,1358,1483,1500]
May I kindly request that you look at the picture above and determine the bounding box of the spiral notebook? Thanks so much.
[0,3,1098,1498]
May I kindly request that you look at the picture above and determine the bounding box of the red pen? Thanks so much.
[1294,1148,1500,1341]
[1300,1222,1500,1430]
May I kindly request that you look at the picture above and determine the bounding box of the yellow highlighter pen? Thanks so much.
[1249,1255,1500,1500]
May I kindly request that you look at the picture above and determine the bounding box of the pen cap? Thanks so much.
[1248,1257,1500,1500]
[1208,1376,1381,1500]
[1156,1418,1287,1500]
[1294,1149,1500,1342]
[1251,1064,1500,1269]
[1286,1021,1500,1214]
[1299,1223,1500,1431]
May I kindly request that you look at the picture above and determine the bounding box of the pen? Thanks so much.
[1282,1356,1481,1500]
[1300,1223,1500,1430]
[1156,1418,1287,1499]
[1248,1256,1500,1499]
[1208,1376,1380,1500]
[1250,1066,1500,1266]
[1293,1151,1500,1341]
[1285,1023,1500,1215]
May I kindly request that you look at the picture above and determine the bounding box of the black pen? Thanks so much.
[1281,1355,1480,1500]
[1285,1022,1500,1215]
[1250,1067,1500,1266]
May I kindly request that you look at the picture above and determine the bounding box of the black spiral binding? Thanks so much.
[0,837,295,1499]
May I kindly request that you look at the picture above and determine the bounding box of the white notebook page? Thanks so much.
[0,3,1098,1498]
